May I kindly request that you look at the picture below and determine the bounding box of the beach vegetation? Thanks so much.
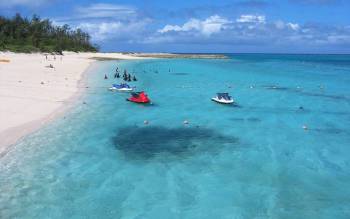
[0,13,98,53]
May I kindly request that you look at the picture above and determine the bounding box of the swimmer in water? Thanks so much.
[133,76,137,81]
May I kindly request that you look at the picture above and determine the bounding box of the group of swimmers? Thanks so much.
[104,67,137,82]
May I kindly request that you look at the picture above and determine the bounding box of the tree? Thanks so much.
[0,13,98,53]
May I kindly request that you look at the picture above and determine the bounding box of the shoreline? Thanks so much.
[123,52,228,59]
[0,62,95,157]
[0,52,147,156]
[0,51,226,156]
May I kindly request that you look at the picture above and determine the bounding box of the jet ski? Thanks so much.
[109,83,133,92]
[211,93,234,104]
[127,91,150,103]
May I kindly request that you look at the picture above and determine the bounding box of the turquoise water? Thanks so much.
[1,54,350,218]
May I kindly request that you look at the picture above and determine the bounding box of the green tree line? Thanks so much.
[0,13,98,53]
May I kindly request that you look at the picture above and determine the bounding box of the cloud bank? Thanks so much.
[150,14,350,51]
[50,3,350,52]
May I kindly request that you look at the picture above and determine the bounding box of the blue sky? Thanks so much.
[1,0,349,53]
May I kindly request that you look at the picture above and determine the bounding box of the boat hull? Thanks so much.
[211,97,234,104]
[126,98,150,104]
[109,87,133,92]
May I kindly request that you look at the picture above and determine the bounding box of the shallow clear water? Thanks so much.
[1,54,350,218]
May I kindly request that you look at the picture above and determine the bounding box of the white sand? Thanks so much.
[0,52,146,154]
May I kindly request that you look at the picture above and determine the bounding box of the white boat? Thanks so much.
[211,93,234,104]
[109,83,134,92]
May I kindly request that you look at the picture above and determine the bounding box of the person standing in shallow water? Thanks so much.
[104,74,108,79]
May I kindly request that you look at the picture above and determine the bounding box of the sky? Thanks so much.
[0,0,349,53]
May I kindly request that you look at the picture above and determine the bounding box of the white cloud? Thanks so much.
[75,3,137,20]
[158,15,230,36]
[287,22,300,31]
[52,3,151,43]
[148,13,350,49]
[76,19,151,42]
[274,21,300,31]
[236,14,265,23]
[77,22,123,41]
[274,20,285,29]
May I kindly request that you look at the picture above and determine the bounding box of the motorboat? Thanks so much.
[127,91,150,103]
[211,93,234,104]
[109,83,133,92]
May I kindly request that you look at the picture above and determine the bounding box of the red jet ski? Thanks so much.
[127,91,151,103]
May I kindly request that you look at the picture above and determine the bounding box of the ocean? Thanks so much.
[1,54,350,218]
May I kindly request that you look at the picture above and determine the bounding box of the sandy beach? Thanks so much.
[0,52,146,154]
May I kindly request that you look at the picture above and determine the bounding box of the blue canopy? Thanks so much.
[217,93,231,100]
[112,83,130,88]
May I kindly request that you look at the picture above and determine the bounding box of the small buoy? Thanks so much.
[40,81,44,85]
[183,120,189,125]
[144,120,149,125]
[302,125,308,130]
